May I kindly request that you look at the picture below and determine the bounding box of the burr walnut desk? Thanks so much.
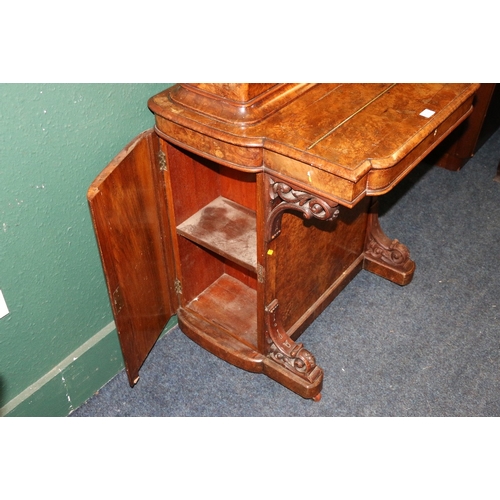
[88,83,479,400]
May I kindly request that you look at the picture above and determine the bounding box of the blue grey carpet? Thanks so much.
[71,128,500,417]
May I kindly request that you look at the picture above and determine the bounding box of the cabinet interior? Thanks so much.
[166,143,258,345]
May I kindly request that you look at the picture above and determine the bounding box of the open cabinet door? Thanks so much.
[88,129,176,386]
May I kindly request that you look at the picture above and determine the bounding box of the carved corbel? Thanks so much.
[364,200,415,285]
[365,219,411,268]
[265,299,322,384]
[266,177,340,241]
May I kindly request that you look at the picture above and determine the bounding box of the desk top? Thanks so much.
[149,83,479,206]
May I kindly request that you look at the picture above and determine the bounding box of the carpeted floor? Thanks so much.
[71,127,500,417]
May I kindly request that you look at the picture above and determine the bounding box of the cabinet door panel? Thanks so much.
[88,129,175,386]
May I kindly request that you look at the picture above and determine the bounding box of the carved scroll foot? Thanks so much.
[262,299,323,399]
[363,200,415,286]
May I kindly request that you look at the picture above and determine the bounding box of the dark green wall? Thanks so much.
[0,83,174,416]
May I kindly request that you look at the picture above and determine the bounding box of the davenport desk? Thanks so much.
[88,83,479,400]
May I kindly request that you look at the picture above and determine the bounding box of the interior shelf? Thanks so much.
[177,196,257,272]
[186,274,258,349]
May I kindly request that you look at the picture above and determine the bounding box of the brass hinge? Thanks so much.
[158,150,167,171]
[174,278,182,295]
[257,264,265,284]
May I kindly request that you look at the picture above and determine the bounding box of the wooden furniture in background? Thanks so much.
[88,83,479,400]
[433,83,498,171]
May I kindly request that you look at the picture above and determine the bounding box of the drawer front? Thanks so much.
[155,117,263,172]
[366,96,475,195]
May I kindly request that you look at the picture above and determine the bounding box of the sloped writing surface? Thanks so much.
[88,129,175,386]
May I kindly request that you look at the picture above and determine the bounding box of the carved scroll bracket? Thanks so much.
[266,177,340,241]
[364,202,415,285]
[365,223,411,268]
[265,299,322,384]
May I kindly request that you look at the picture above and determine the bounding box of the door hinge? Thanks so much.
[158,150,167,171]
[174,278,182,295]
[257,264,265,284]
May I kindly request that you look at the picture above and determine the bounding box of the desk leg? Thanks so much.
[363,199,415,286]
[494,160,500,183]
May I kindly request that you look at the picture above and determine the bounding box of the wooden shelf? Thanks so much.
[177,196,257,271]
[186,274,257,349]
